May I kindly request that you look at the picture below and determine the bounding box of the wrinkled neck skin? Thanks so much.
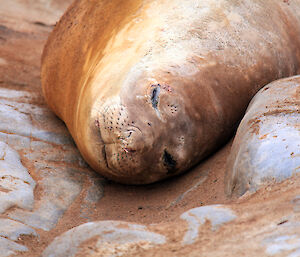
[59,0,300,184]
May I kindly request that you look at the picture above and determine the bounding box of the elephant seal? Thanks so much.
[225,76,300,197]
[41,0,300,184]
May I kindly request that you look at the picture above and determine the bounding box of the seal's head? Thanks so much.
[83,73,205,184]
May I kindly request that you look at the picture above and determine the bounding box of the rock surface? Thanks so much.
[0,237,28,257]
[225,76,300,197]
[180,205,237,245]
[0,218,37,241]
[0,141,35,213]
[42,221,166,257]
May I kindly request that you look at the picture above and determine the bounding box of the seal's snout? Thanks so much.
[96,97,153,180]
[98,102,144,153]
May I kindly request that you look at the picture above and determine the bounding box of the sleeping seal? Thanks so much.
[42,0,300,184]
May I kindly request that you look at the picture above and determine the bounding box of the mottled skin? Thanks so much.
[42,0,300,184]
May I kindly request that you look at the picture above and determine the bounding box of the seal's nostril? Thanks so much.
[163,149,177,174]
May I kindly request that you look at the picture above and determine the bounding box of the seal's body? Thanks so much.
[42,0,300,184]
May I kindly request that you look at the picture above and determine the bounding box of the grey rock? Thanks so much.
[6,134,31,151]
[226,76,300,197]
[292,195,300,213]
[263,234,300,256]
[289,249,300,257]
[42,220,166,257]
[10,167,83,231]
[0,98,73,146]
[84,174,105,204]
[0,101,33,138]
[0,88,32,101]
[0,141,35,213]
[261,211,300,256]
[31,130,73,146]
[0,133,31,151]
[80,174,105,221]
[180,205,237,245]
[0,237,28,257]
[10,202,65,232]
[0,133,8,145]
[24,143,82,165]
[0,218,37,241]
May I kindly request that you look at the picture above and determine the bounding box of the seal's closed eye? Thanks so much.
[151,85,160,109]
